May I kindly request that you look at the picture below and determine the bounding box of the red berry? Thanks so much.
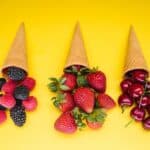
[86,120,102,129]
[62,73,77,91]
[146,105,150,115]
[73,87,95,113]
[131,70,148,83]
[87,71,106,92]
[58,92,75,112]
[86,108,106,129]
[0,110,7,124]
[0,94,16,109]
[146,81,150,91]
[22,77,36,90]
[118,94,133,107]
[54,111,77,134]
[1,80,16,94]
[143,117,150,130]
[97,93,116,109]
[130,106,146,121]
[120,79,132,93]
[23,96,37,111]
[136,96,150,107]
[128,83,144,99]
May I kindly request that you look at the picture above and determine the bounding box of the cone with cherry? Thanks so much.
[118,26,150,130]
[0,23,37,127]
[48,23,116,134]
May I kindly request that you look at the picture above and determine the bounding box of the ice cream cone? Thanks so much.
[65,22,89,69]
[1,23,28,74]
[124,26,149,75]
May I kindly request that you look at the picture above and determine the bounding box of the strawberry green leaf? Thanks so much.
[59,77,66,84]
[77,75,88,87]
[49,77,58,83]
[48,83,58,92]
[86,108,107,124]
[60,85,70,91]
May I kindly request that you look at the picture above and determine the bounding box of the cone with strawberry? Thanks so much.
[118,26,150,130]
[48,22,116,134]
[0,23,37,127]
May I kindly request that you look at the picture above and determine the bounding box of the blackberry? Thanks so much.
[0,105,6,110]
[16,99,22,106]
[10,105,26,127]
[14,85,29,100]
[0,78,6,90]
[6,67,27,81]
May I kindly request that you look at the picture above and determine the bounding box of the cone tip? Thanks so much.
[74,21,81,33]
[18,22,25,33]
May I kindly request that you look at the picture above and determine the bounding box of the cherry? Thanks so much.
[143,117,150,130]
[146,81,150,91]
[131,70,148,83]
[120,79,132,93]
[128,83,144,99]
[136,96,150,107]
[118,94,133,113]
[130,106,146,121]
[118,94,133,107]
[146,105,150,115]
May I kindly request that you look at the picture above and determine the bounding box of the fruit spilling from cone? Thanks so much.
[0,23,37,126]
[48,23,115,134]
[118,26,150,130]
[0,67,37,126]
[48,65,115,134]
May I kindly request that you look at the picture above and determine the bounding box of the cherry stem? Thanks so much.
[121,107,126,114]
[125,119,133,128]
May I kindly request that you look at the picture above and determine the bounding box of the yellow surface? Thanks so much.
[0,0,150,150]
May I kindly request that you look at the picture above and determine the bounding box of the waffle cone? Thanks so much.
[65,22,89,69]
[1,23,28,74]
[124,26,149,75]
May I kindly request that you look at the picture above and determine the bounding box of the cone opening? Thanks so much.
[124,69,149,78]
[64,64,89,70]
[2,66,27,79]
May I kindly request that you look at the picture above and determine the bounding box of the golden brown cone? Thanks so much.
[65,22,89,68]
[1,23,28,74]
[124,26,149,75]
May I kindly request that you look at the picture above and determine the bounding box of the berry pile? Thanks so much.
[0,66,37,126]
[48,65,116,134]
[118,69,150,130]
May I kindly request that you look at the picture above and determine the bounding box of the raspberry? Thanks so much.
[1,80,16,94]
[0,110,7,124]
[23,96,37,111]
[22,77,36,90]
[0,94,16,109]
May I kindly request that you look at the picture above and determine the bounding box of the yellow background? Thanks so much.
[0,0,150,150]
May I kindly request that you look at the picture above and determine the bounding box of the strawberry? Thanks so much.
[0,110,7,124]
[87,70,106,92]
[51,92,75,112]
[73,87,95,113]
[48,73,77,92]
[86,121,102,129]
[54,111,77,134]
[22,96,37,111]
[21,77,36,90]
[0,94,16,109]
[86,108,106,129]
[1,80,16,94]
[97,93,116,109]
